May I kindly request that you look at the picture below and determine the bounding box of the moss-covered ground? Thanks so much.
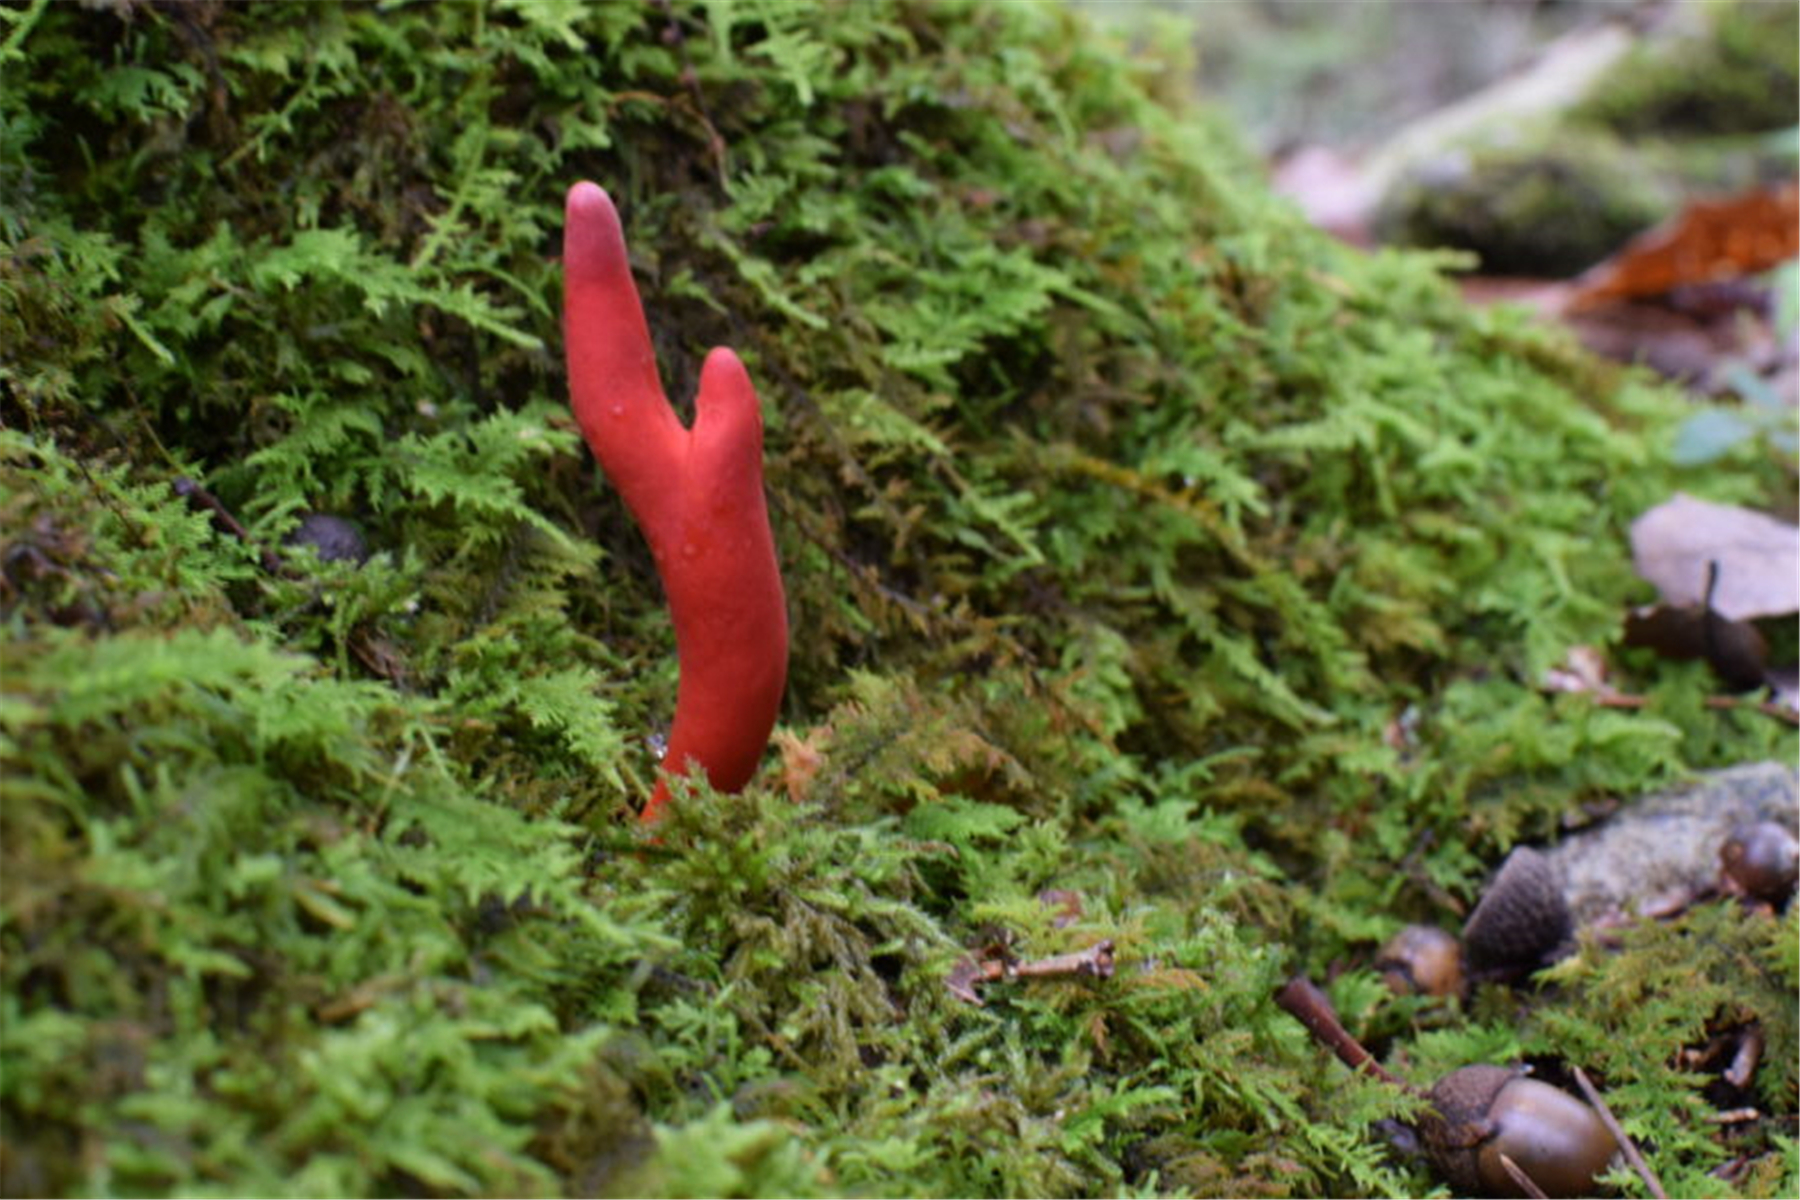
[2,2,1794,1196]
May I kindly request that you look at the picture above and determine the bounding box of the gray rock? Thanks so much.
[1543,762,1798,926]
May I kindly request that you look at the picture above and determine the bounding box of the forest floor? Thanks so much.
[2,2,1795,1197]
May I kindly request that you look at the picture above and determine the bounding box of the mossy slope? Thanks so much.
[1,1,1792,1196]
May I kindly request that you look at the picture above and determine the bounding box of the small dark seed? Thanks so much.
[1721,822,1799,903]
[286,513,370,565]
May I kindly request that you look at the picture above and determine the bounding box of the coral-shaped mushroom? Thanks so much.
[563,181,788,822]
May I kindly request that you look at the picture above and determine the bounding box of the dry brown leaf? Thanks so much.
[1271,144,1377,246]
[774,726,831,803]
[1569,182,1799,311]
[1629,494,1798,621]
[1542,645,1616,697]
[945,956,989,1006]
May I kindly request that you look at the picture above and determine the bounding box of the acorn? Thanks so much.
[1272,977,1621,1198]
[1462,848,1572,982]
[1422,1065,1617,1198]
[1377,924,1464,998]
[1720,822,1799,904]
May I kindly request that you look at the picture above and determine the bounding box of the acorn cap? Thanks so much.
[1462,847,1572,981]
[1422,1064,1516,1193]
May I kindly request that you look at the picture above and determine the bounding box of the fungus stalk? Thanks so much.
[563,181,789,822]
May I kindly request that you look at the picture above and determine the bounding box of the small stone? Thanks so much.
[1544,762,1798,926]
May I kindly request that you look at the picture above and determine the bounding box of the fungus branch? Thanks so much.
[563,182,789,822]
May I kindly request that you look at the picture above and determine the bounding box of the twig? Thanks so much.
[1724,1023,1763,1090]
[1704,1108,1762,1125]
[1583,691,1798,726]
[1572,1066,1667,1200]
[1272,975,1412,1091]
[173,477,284,573]
[1012,941,1115,980]
[1496,1152,1550,1200]
[947,939,1115,1006]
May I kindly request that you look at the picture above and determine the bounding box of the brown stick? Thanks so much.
[1724,1024,1763,1090]
[1585,691,1799,726]
[1573,1066,1668,1200]
[173,476,284,573]
[1704,1107,1761,1125]
[1496,1152,1550,1200]
[1272,976,1412,1091]
[1011,940,1115,980]
[947,940,1116,1006]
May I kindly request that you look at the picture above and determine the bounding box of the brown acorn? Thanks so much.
[1423,1065,1617,1198]
[1462,848,1572,982]
[1272,977,1622,1198]
[1377,924,1465,998]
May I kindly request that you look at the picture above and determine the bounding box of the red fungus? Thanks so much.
[563,181,788,822]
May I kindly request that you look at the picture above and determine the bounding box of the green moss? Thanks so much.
[1575,1,1800,138]
[1376,131,1675,276]
[1531,901,1800,1198]
[2,1,1793,1196]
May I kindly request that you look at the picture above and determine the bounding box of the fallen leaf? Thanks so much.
[1271,144,1377,246]
[349,629,411,686]
[1560,299,1743,383]
[945,955,990,1006]
[1542,644,1616,697]
[774,726,831,803]
[1629,494,1799,620]
[1457,276,1571,314]
[1569,182,1800,310]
